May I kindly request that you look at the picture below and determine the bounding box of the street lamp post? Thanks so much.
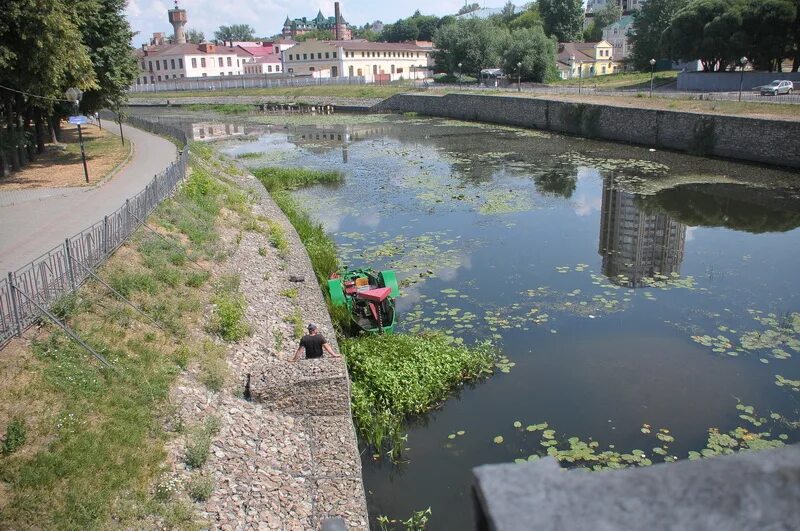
[578,63,583,95]
[517,61,522,92]
[649,58,656,98]
[65,87,90,184]
[458,62,463,88]
[738,56,748,102]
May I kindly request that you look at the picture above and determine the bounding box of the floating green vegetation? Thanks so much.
[477,189,535,215]
[338,231,476,289]
[252,112,392,127]
[775,374,800,391]
[343,333,495,460]
[479,403,793,471]
[254,166,343,192]
[235,152,263,159]
[183,103,254,115]
[688,309,800,361]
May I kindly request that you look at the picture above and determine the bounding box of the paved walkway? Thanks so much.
[0,122,177,274]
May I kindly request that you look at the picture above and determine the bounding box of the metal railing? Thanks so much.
[0,115,189,347]
[129,75,368,93]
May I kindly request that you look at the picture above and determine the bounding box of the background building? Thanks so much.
[282,2,352,40]
[135,43,252,85]
[283,40,432,82]
[556,41,616,79]
[602,15,635,61]
[586,0,647,13]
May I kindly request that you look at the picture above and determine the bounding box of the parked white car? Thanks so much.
[760,80,794,96]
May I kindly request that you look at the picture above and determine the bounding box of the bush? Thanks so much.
[1,418,27,455]
[211,275,250,342]
[186,474,214,502]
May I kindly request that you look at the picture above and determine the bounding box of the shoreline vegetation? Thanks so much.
[0,146,256,528]
[253,166,498,459]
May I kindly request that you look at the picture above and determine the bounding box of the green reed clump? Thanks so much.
[254,167,342,192]
[343,333,495,458]
[211,275,251,342]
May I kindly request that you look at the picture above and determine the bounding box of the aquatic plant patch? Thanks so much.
[343,333,495,459]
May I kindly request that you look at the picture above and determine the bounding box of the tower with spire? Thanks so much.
[281,2,352,40]
[168,0,188,44]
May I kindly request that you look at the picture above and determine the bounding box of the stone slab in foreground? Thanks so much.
[473,444,800,531]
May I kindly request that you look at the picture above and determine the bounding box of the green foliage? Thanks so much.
[184,429,211,468]
[211,276,251,342]
[184,103,254,115]
[214,23,255,42]
[186,474,214,502]
[186,28,205,44]
[434,18,557,83]
[199,341,229,392]
[502,26,559,83]
[1,418,27,455]
[664,0,796,71]
[539,0,585,42]
[343,333,494,458]
[458,3,481,16]
[280,288,299,299]
[584,2,623,41]
[629,0,689,70]
[253,167,343,192]
[377,507,433,531]
[509,5,543,30]
[284,309,305,340]
[267,219,290,256]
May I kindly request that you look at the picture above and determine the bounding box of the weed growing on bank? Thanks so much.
[0,157,253,529]
[254,166,342,191]
[343,334,494,459]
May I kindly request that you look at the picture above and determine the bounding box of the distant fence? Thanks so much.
[129,74,368,93]
[0,115,189,347]
[678,72,800,92]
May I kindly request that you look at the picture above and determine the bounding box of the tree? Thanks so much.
[294,29,335,41]
[214,24,255,42]
[502,26,558,82]
[663,0,796,71]
[509,5,543,29]
[539,0,585,41]
[584,2,623,41]
[382,19,420,42]
[433,18,505,79]
[628,0,689,70]
[457,3,481,16]
[500,1,518,24]
[186,28,205,44]
[76,0,138,114]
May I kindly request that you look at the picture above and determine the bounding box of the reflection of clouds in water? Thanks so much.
[573,195,602,217]
[685,226,697,242]
[396,285,424,310]
[438,255,472,282]
[357,211,381,228]
[572,167,602,216]
[316,210,344,232]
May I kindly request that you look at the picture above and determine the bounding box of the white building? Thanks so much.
[135,43,253,85]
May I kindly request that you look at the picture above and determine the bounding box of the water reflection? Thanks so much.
[191,122,248,141]
[599,175,687,288]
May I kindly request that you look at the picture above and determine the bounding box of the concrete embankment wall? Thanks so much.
[372,93,800,169]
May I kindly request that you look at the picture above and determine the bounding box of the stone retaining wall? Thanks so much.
[372,93,800,169]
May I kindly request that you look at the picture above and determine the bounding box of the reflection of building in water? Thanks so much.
[599,176,686,287]
[191,122,246,141]
[288,125,390,162]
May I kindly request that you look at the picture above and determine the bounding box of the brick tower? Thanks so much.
[168,0,188,44]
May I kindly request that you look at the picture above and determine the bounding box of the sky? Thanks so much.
[126,0,508,46]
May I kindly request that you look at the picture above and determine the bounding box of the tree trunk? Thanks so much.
[6,96,20,172]
[35,111,45,154]
[48,114,59,144]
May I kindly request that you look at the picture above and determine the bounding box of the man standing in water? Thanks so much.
[291,323,340,361]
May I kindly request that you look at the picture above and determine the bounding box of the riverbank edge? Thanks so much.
[372,92,800,169]
[190,153,370,529]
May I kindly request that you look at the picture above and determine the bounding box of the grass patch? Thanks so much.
[267,220,290,257]
[284,309,305,340]
[236,152,263,159]
[548,70,678,89]
[343,334,494,459]
[183,103,255,114]
[1,418,27,455]
[254,167,342,191]
[0,148,253,528]
[186,474,214,502]
[280,288,298,299]
[210,274,251,342]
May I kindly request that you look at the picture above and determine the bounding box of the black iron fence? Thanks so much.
[0,115,189,347]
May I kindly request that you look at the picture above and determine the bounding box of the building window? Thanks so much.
[333,52,337,58]
[179,58,183,68]
[361,52,365,57]
[148,60,153,71]
[220,72,224,76]
[157,75,162,81]
[156,61,160,70]
[227,57,232,66]
[303,53,307,60]
[141,60,145,69]
[151,76,154,83]
[201,58,206,67]
[289,54,293,60]
[142,77,147,84]
[310,66,315,71]
[171,59,175,69]
[163,59,167,69]
[192,58,197,68]
[325,52,330,58]
[268,65,272,72]
[218,57,223,67]
[318,53,322,59]
[332,66,338,77]
[391,64,395,74]
[349,65,354,77]
[180,74,184,78]
[229,71,233,75]
[173,74,177,78]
